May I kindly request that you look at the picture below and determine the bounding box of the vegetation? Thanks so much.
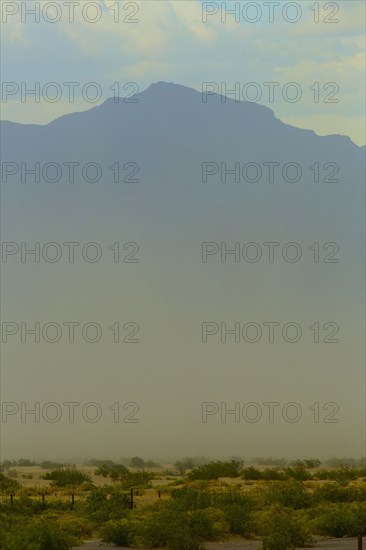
[0,457,365,549]
[0,473,20,494]
[42,468,91,487]
[94,463,153,488]
[187,459,243,480]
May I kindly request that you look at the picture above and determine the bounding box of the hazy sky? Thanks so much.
[1,0,365,144]
[1,1,365,462]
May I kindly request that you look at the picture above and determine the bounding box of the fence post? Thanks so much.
[10,493,13,507]
[358,535,363,550]
[130,488,134,509]
[42,494,45,510]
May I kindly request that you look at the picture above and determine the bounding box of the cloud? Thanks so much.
[1,0,364,144]
[1,19,29,46]
[170,2,215,43]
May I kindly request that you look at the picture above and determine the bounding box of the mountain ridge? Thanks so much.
[0,81,362,149]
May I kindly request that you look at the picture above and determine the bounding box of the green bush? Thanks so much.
[314,483,366,503]
[201,507,230,538]
[0,473,20,493]
[84,486,130,523]
[142,509,205,549]
[315,466,366,481]
[95,463,128,479]
[170,487,212,511]
[120,470,153,489]
[54,516,93,540]
[188,509,216,540]
[29,521,76,550]
[262,532,294,550]
[283,465,311,481]
[257,507,313,549]
[262,469,286,481]
[242,466,264,480]
[42,467,91,487]
[142,510,172,547]
[223,503,253,535]
[100,519,133,546]
[314,503,366,537]
[0,519,76,550]
[187,460,242,481]
[271,481,312,509]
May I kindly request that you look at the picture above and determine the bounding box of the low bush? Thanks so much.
[314,503,366,537]
[223,503,253,536]
[0,519,77,550]
[188,460,243,481]
[100,519,134,546]
[257,506,313,549]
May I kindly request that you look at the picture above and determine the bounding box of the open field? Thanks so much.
[1,459,365,549]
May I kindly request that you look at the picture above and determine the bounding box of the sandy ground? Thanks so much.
[73,537,366,549]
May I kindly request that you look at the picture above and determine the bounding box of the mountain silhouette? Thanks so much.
[1,81,363,242]
[1,81,364,457]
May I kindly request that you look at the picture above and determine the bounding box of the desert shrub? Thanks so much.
[0,472,20,493]
[130,456,145,468]
[0,519,77,550]
[84,486,130,523]
[175,458,195,475]
[145,460,161,468]
[95,463,128,479]
[0,522,39,550]
[94,464,153,487]
[1,495,36,514]
[314,503,366,537]
[262,469,286,481]
[243,468,291,482]
[271,481,312,509]
[142,509,206,549]
[188,509,217,540]
[167,526,205,550]
[201,507,230,538]
[120,470,153,489]
[29,520,77,549]
[262,531,294,550]
[141,510,172,547]
[76,481,95,492]
[283,465,311,481]
[54,515,93,540]
[170,487,213,511]
[42,467,91,487]
[304,459,321,468]
[187,460,242,481]
[100,519,134,546]
[223,503,253,535]
[314,483,366,503]
[242,466,263,480]
[257,507,313,549]
[86,458,116,467]
[94,464,113,477]
[315,466,366,481]
[17,459,36,467]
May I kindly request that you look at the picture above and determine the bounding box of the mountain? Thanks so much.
[1,82,364,457]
